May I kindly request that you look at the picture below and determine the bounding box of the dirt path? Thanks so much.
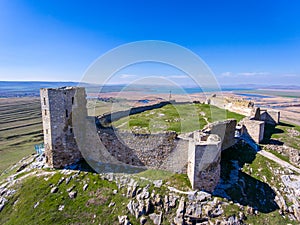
[258,150,300,174]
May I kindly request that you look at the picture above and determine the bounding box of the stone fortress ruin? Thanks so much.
[40,87,280,192]
[40,87,87,168]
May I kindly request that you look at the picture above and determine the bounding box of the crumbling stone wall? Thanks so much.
[98,127,178,169]
[260,109,280,125]
[203,119,237,151]
[99,101,174,124]
[40,87,87,168]
[240,118,265,143]
[187,134,222,192]
[41,87,245,192]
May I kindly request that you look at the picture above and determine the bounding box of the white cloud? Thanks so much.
[120,74,137,79]
[237,72,269,76]
[220,72,232,77]
[167,75,188,79]
[282,73,297,77]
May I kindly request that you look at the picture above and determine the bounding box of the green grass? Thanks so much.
[87,99,131,116]
[222,202,297,225]
[133,169,192,192]
[0,168,182,225]
[219,143,297,224]
[0,171,137,225]
[112,103,245,134]
[164,173,192,191]
[262,121,300,150]
[134,169,173,180]
[265,149,290,163]
[0,98,43,174]
[272,122,300,149]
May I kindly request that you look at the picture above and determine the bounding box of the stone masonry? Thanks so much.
[203,119,237,151]
[240,118,265,143]
[187,134,222,192]
[260,109,280,125]
[40,87,87,168]
[41,86,274,193]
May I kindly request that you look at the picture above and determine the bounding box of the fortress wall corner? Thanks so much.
[203,119,237,151]
[260,110,280,125]
[40,87,87,168]
[241,119,265,143]
[188,134,222,192]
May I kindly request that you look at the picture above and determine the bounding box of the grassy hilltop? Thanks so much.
[112,103,245,134]
[1,97,300,224]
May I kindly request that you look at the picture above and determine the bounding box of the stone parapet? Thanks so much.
[187,134,222,192]
[203,119,237,151]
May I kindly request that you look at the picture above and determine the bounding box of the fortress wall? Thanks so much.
[98,128,179,169]
[241,118,265,143]
[260,109,280,125]
[158,137,189,174]
[188,134,222,192]
[98,101,174,124]
[203,119,237,151]
[98,100,197,125]
[251,107,261,120]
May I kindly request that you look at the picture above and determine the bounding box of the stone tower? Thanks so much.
[40,87,87,168]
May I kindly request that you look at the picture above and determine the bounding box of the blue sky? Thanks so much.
[0,0,300,86]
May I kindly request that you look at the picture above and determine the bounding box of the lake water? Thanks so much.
[235,93,273,99]
[0,81,256,98]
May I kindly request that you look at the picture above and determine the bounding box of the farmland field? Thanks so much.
[0,98,43,174]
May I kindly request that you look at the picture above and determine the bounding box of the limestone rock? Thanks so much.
[174,196,185,224]
[169,194,178,208]
[293,205,300,221]
[196,191,211,202]
[238,212,245,221]
[127,200,135,215]
[83,184,88,191]
[68,191,77,199]
[0,197,7,212]
[50,186,58,193]
[153,180,163,188]
[137,186,150,200]
[57,177,65,186]
[67,185,75,192]
[211,205,223,217]
[140,216,147,225]
[65,176,72,184]
[154,194,162,206]
[149,212,162,225]
[176,197,185,217]
[145,199,151,214]
[203,205,212,217]
[108,201,115,207]
[33,201,40,209]
[118,215,131,225]
[164,195,169,212]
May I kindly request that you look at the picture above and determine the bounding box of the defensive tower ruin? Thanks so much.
[40,87,87,168]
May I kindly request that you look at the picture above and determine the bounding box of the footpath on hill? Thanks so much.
[258,150,300,174]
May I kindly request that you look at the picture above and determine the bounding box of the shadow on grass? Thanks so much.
[278,122,295,128]
[214,141,279,213]
[261,124,284,145]
[64,159,97,173]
